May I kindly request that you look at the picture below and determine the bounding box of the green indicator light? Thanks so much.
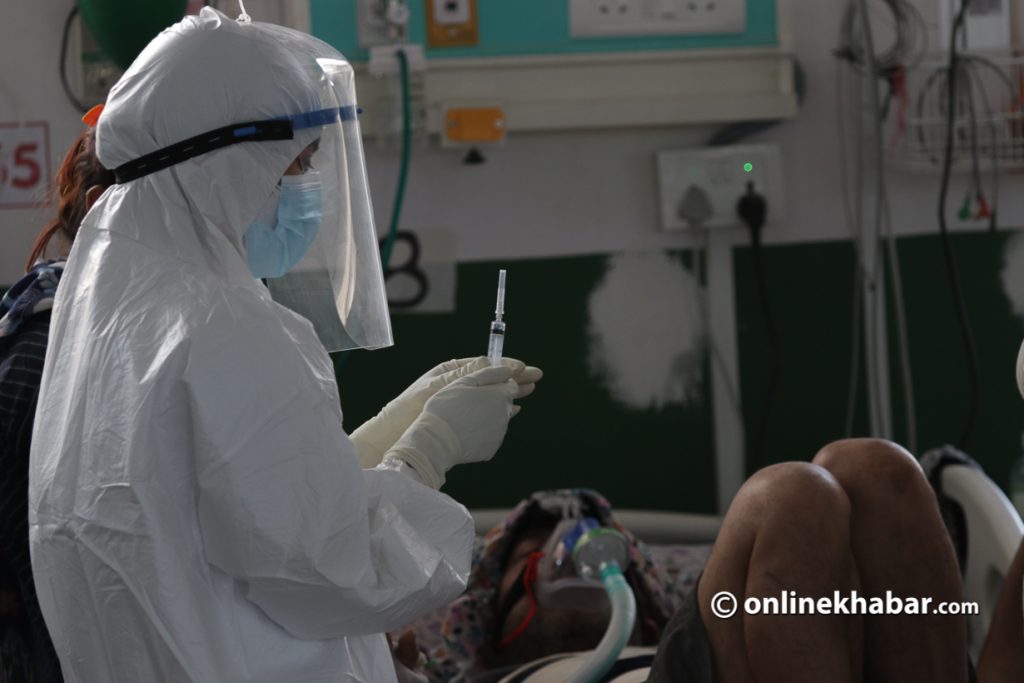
[743,162,754,173]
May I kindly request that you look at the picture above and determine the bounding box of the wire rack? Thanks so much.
[885,54,1024,172]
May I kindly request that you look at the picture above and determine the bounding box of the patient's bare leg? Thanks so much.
[977,538,1024,683]
[813,438,968,683]
[698,462,862,682]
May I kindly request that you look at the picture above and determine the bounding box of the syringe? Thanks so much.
[487,269,507,367]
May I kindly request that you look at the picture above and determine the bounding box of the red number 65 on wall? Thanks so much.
[0,122,51,209]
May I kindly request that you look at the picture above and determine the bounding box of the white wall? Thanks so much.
[2,0,1022,284]
[0,0,308,284]
[359,0,1024,263]
[0,1,86,281]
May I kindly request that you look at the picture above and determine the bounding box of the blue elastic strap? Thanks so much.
[286,106,359,131]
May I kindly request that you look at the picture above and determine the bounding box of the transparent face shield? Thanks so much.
[262,58,393,353]
[107,51,391,353]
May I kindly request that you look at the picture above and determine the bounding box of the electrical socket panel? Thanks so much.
[357,0,392,48]
[569,0,746,38]
[657,144,784,231]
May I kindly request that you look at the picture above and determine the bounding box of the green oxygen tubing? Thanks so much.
[564,528,638,683]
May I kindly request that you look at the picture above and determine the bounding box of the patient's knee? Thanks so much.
[813,438,927,500]
[731,462,850,536]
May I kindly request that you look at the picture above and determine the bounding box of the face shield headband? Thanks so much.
[110,106,359,184]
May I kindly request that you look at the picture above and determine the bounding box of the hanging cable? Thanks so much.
[60,7,91,114]
[937,1,981,450]
[737,183,777,471]
[966,60,999,231]
[854,0,918,451]
[835,0,928,75]
[837,62,866,437]
[381,48,411,273]
[835,0,919,447]
[882,193,917,452]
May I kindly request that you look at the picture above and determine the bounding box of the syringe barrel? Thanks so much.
[487,320,506,367]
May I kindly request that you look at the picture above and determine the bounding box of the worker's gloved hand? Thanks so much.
[386,365,520,489]
[351,357,542,468]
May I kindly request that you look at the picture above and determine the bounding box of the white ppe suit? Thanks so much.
[29,9,475,682]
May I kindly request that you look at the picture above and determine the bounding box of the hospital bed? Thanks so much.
[942,464,1024,659]
[472,463,1024,663]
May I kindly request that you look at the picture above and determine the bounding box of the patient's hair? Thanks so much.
[26,129,114,270]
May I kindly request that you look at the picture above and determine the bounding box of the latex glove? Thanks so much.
[386,365,519,489]
[351,357,542,468]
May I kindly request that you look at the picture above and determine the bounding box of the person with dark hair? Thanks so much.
[0,120,113,683]
[23,126,113,271]
[393,442,1024,682]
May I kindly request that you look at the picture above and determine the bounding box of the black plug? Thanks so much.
[737,181,767,234]
[463,147,486,165]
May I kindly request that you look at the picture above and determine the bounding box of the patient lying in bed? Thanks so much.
[391,439,1024,683]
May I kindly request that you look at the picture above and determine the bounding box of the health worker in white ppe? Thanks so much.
[28,8,541,683]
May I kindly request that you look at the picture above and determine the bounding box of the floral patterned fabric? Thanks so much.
[398,489,711,682]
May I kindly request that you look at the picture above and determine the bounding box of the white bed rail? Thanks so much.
[941,464,1024,661]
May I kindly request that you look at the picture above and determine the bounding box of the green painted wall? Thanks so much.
[335,253,719,513]
[733,231,1024,493]
[311,0,779,62]
[334,231,1024,514]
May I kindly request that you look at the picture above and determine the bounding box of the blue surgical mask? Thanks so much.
[244,172,323,279]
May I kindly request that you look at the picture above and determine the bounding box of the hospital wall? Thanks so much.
[2,0,1024,513]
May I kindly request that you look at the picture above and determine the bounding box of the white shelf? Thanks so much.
[354,47,798,136]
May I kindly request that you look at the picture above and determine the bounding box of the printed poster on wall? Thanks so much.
[0,122,51,209]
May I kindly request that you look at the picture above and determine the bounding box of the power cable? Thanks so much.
[855,0,918,452]
[60,7,91,114]
[737,183,777,471]
[937,1,981,450]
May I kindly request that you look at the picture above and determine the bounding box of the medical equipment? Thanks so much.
[510,498,638,683]
[941,464,1024,661]
[487,269,506,367]
[533,516,624,609]
[564,526,637,683]
[474,461,1024,667]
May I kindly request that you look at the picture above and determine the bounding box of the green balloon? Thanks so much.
[76,0,188,70]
